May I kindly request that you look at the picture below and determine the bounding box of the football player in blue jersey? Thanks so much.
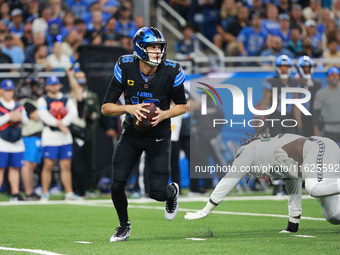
[294,56,321,137]
[102,26,187,242]
[259,55,299,137]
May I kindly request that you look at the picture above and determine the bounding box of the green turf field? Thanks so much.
[1,196,340,255]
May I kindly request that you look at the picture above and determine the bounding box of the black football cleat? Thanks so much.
[110,221,131,242]
[165,182,179,221]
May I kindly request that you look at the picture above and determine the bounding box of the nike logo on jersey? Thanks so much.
[137,91,153,98]
[156,139,164,142]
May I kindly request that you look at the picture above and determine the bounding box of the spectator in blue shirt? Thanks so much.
[305,19,322,52]
[1,34,25,64]
[9,9,24,38]
[61,11,76,39]
[262,3,280,34]
[115,1,137,38]
[317,8,333,36]
[237,12,267,57]
[86,10,104,35]
[259,35,294,67]
[66,0,89,19]
[83,1,100,26]
[98,0,120,23]
[270,13,290,48]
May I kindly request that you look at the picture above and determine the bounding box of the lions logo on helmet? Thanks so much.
[296,55,314,80]
[275,55,292,79]
[133,26,167,67]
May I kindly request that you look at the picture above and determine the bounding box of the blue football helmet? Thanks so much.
[296,55,314,79]
[133,26,167,66]
[275,55,292,79]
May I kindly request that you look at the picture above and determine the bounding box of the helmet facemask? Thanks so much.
[275,55,292,79]
[139,42,166,67]
[276,65,291,79]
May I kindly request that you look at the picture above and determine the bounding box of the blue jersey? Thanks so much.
[103,55,187,138]
[66,0,89,18]
[271,29,290,48]
[237,27,267,56]
[115,20,137,38]
[262,19,280,34]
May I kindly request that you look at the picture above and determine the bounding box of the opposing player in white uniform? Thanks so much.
[185,133,340,233]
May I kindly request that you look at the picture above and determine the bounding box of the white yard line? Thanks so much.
[0,195,325,221]
[185,238,206,241]
[292,235,316,238]
[0,195,314,206]
[0,247,64,255]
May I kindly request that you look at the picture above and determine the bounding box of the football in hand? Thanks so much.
[133,103,157,132]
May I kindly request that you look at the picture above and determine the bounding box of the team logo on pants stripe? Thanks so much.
[309,137,325,182]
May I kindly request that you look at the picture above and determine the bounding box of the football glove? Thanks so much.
[184,209,210,220]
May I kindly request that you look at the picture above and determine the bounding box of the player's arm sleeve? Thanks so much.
[62,98,78,126]
[37,97,58,126]
[210,147,254,204]
[103,62,124,104]
[285,178,302,219]
[171,66,187,104]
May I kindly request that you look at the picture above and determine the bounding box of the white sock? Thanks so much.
[289,217,300,224]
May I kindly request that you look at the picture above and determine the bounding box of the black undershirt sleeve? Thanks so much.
[171,84,186,105]
[24,102,37,116]
[102,75,124,104]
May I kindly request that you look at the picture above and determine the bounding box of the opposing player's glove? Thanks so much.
[184,209,210,220]
[279,221,299,233]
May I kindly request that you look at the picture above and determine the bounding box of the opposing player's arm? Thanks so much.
[185,146,254,220]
